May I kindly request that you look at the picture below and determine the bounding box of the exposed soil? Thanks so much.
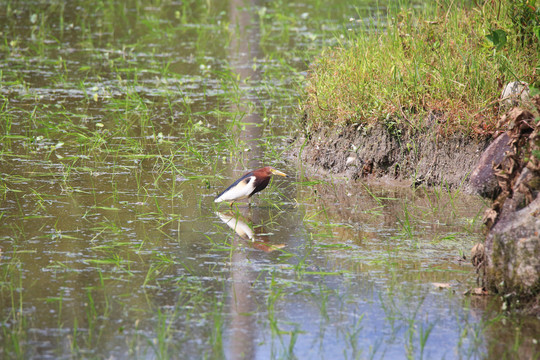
[294,113,492,190]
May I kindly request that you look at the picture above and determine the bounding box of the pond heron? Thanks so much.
[214,166,288,204]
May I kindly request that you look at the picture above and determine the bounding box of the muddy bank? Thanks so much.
[295,114,492,190]
[294,101,540,313]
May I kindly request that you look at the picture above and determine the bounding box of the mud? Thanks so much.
[295,114,492,189]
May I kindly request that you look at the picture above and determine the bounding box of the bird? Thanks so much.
[214,166,288,205]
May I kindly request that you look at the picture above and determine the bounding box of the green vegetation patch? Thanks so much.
[303,1,539,133]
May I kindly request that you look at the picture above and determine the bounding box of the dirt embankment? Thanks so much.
[296,113,492,191]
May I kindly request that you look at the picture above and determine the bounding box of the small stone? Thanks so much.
[467,132,511,198]
[501,81,530,106]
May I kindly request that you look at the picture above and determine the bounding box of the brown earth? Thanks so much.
[294,113,492,191]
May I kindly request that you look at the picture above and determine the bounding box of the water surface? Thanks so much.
[1,0,539,359]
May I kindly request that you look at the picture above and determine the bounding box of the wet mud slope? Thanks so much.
[296,115,491,189]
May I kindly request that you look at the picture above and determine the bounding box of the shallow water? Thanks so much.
[1,0,539,359]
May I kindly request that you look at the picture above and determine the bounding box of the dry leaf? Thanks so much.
[470,243,486,268]
[432,283,451,289]
[471,287,488,296]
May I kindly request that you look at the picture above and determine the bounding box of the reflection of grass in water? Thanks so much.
[0,255,27,358]
[396,202,414,240]
[208,299,225,359]
[263,271,306,358]
[377,272,539,359]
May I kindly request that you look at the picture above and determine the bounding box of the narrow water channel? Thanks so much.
[0,1,538,359]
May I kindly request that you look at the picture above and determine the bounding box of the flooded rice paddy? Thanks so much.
[1,0,539,359]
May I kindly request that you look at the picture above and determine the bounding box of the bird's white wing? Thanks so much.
[215,176,256,202]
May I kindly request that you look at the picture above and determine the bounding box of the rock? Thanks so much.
[466,132,511,198]
[501,81,530,107]
[346,155,357,166]
[485,195,540,296]
[481,98,540,312]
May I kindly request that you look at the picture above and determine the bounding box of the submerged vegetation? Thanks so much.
[304,0,539,133]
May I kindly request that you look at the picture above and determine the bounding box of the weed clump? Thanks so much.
[304,1,539,134]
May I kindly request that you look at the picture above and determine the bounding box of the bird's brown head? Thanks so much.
[255,166,288,179]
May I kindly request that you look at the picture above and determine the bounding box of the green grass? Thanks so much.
[303,1,539,134]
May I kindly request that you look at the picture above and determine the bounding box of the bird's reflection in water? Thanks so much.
[216,210,285,252]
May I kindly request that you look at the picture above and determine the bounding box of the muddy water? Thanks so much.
[1,0,539,359]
